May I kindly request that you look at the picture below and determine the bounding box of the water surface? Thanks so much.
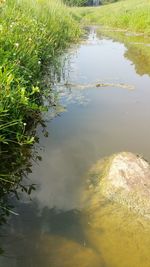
[1,27,150,267]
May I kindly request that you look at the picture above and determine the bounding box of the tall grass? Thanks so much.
[0,0,80,215]
[74,0,150,34]
[0,0,80,146]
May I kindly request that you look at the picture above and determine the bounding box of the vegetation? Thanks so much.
[74,0,150,34]
[101,0,119,4]
[0,0,80,216]
[64,0,118,6]
[64,0,88,6]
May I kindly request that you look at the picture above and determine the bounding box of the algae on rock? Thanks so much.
[84,152,150,218]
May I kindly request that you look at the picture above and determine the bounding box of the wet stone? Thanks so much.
[86,152,150,218]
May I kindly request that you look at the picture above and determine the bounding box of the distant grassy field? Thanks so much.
[73,0,150,34]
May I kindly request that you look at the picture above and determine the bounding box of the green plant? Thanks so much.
[0,0,80,220]
[74,0,150,34]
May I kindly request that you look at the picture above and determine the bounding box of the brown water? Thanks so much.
[1,27,150,267]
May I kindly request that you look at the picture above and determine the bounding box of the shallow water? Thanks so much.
[1,27,150,267]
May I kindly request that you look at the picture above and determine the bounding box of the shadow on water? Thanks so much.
[0,199,107,267]
[0,55,70,254]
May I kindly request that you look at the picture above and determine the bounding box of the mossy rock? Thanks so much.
[85,152,150,218]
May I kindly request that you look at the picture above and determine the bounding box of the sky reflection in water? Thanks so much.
[0,27,150,267]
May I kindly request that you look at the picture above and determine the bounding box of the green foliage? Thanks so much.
[0,0,80,147]
[64,0,88,6]
[0,0,80,217]
[64,0,118,6]
[101,0,119,4]
[74,0,150,34]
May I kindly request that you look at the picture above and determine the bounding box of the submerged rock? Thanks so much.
[82,198,150,267]
[85,152,150,218]
[79,152,150,267]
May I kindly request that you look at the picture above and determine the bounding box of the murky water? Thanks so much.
[1,27,150,267]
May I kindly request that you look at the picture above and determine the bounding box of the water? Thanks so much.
[1,27,150,267]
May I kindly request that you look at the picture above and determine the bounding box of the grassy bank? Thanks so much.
[0,0,80,214]
[0,0,80,146]
[73,0,150,34]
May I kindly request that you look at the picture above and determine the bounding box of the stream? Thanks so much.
[0,27,150,267]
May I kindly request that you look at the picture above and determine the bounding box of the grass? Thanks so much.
[0,0,80,216]
[0,0,80,146]
[0,0,80,148]
[72,0,150,35]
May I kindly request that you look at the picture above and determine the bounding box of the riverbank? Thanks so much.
[73,0,150,35]
[0,0,80,214]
